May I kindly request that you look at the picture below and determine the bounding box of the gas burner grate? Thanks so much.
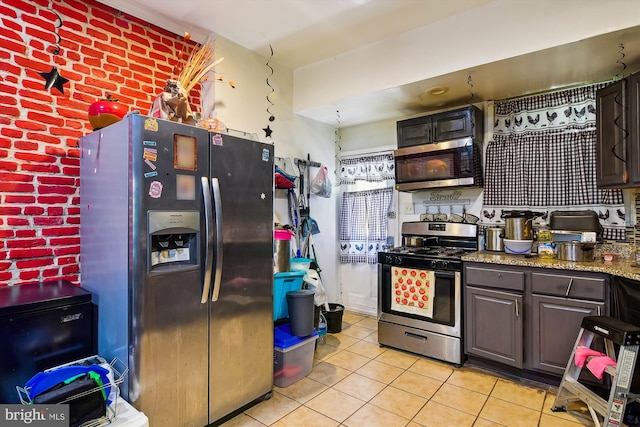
[390,247,473,258]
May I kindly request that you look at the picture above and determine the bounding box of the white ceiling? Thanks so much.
[297,25,640,125]
[99,0,640,127]
[103,0,496,69]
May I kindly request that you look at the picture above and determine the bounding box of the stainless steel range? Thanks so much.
[378,221,478,366]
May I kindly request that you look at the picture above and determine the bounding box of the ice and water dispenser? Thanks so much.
[147,211,200,270]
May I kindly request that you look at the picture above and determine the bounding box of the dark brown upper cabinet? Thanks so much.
[397,105,483,148]
[596,71,640,188]
[627,72,640,184]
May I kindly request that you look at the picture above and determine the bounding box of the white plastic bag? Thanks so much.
[303,269,329,310]
[310,166,332,198]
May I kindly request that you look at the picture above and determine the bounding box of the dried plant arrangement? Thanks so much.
[178,38,224,94]
[149,35,224,125]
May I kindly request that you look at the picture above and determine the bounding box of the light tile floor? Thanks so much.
[223,311,595,427]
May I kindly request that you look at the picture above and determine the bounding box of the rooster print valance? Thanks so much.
[493,84,604,136]
[340,154,394,185]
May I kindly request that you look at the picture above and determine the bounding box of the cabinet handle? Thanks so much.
[498,273,503,279]
[565,278,574,297]
[515,299,520,318]
[597,306,601,316]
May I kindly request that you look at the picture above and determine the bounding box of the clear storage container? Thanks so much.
[273,324,317,388]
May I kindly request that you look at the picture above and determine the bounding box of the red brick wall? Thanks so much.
[0,0,200,285]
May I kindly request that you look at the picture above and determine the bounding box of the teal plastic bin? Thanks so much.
[273,271,305,321]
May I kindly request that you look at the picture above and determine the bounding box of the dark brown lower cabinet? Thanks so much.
[530,295,604,376]
[463,262,609,381]
[465,286,523,368]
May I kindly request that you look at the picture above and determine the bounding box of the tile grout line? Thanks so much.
[321,323,410,425]
[471,372,501,427]
[236,312,592,427]
[405,357,445,426]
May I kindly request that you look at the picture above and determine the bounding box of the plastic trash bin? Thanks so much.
[286,289,315,337]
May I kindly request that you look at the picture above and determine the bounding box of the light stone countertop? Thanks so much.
[461,251,640,282]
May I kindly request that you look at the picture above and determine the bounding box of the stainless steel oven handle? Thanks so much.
[404,331,428,341]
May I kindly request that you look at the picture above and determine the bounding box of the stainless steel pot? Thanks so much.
[485,228,504,252]
[556,241,596,262]
[501,210,544,240]
[503,217,533,240]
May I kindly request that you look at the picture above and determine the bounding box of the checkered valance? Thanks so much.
[340,154,395,184]
[483,83,626,240]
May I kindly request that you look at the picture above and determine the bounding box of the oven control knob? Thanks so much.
[385,255,394,264]
[395,256,403,265]
[438,260,449,269]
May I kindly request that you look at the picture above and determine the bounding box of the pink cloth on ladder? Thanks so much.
[574,346,606,367]
[586,356,617,380]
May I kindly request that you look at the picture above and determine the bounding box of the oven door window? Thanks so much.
[395,151,456,183]
[382,265,455,327]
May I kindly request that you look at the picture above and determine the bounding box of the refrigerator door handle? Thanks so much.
[211,177,224,302]
[201,177,214,304]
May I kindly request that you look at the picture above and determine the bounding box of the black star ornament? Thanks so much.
[263,125,273,138]
[39,66,69,94]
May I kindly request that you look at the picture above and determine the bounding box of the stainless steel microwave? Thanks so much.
[394,138,483,191]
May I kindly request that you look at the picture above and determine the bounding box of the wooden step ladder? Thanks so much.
[552,316,640,427]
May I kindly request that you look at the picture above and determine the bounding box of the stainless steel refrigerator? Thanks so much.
[80,114,274,426]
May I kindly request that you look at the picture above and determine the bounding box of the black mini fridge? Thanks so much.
[0,280,96,404]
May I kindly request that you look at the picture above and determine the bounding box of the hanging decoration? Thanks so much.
[263,44,275,138]
[615,43,627,79]
[335,109,342,151]
[467,75,476,136]
[48,6,62,56]
[334,108,342,184]
[613,43,628,171]
[39,67,69,94]
[37,2,69,94]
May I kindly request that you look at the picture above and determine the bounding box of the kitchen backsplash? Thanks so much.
[398,188,484,223]
[397,188,639,258]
